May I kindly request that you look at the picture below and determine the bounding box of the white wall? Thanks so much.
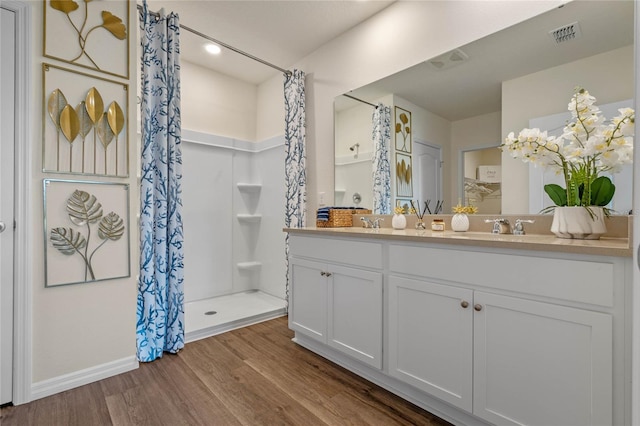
[181,60,258,141]
[256,1,565,215]
[502,45,633,213]
[29,1,138,387]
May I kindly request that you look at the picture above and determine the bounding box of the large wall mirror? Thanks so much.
[334,0,634,215]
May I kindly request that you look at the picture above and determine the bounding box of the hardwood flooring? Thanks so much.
[1,317,451,425]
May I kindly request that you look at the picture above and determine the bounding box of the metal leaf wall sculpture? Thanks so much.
[46,86,126,175]
[49,0,127,71]
[49,189,125,282]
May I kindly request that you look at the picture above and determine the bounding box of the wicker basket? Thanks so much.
[316,208,372,228]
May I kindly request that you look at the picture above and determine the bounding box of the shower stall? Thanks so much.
[181,130,287,342]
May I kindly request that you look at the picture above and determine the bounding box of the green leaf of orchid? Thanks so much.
[544,184,567,206]
[101,11,127,40]
[590,176,615,206]
[50,0,79,14]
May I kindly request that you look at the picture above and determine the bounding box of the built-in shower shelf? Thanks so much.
[237,261,262,270]
[237,183,262,193]
[237,214,262,223]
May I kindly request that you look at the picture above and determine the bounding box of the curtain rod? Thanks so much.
[343,93,377,108]
[137,4,292,76]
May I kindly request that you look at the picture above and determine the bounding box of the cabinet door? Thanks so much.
[328,264,383,369]
[289,258,327,342]
[388,276,473,411]
[473,292,613,426]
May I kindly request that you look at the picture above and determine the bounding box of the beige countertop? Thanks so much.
[284,225,632,257]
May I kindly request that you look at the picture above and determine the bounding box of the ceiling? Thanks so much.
[341,0,634,121]
[143,0,396,85]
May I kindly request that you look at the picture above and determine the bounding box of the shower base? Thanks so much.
[185,290,286,343]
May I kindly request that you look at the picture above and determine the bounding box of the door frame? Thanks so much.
[1,0,33,405]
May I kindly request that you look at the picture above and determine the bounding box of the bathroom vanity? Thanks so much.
[285,224,632,426]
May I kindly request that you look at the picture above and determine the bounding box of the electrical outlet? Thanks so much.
[319,192,326,206]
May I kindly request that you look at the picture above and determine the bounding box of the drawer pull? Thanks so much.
[325,272,332,277]
[474,304,483,312]
[320,271,326,276]
[460,300,469,309]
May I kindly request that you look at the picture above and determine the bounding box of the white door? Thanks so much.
[387,275,473,411]
[327,264,382,369]
[1,5,16,406]
[414,141,442,208]
[288,257,327,342]
[473,292,613,426]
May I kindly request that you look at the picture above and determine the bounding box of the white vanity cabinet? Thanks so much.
[287,230,631,426]
[288,235,383,369]
[388,243,622,426]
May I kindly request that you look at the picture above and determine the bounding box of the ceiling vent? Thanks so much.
[549,21,582,44]
[427,49,468,71]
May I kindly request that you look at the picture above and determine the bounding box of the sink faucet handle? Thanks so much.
[484,218,511,234]
[373,217,384,228]
[513,219,535,235]
[360,217,374,228]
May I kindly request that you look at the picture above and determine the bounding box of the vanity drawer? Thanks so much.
[389,244,615,307]
[289,235,382,269]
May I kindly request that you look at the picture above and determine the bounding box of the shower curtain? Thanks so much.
[372,103,392,214]
[284,70,306,306]
[137,2,184,362]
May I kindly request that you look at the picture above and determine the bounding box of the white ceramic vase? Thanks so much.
[451,213,470,232]
[550,206,606,240]
[392,214,407,230]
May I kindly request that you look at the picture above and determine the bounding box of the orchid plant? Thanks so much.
[502,87,634,214]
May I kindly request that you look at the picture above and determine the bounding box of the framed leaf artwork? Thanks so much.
[396,152,413,198]
[43,179,130,287]
[394,106,412,153]
[43,0,130,79]
[43,63,129,177]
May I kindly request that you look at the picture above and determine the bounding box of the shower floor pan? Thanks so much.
[185,290,286,343]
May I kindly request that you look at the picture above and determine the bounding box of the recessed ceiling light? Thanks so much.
[204,43,221,55]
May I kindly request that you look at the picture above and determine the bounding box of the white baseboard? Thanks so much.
[30,356,139,402]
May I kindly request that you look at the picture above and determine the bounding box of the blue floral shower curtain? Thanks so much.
[372,103,391,214]
[284,70,306,304]
[137,2,184,362]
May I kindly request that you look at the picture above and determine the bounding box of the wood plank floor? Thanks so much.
[1,317,451,425]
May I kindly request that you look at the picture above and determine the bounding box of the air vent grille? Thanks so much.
[427,49,468,71]
[549,21,582,44]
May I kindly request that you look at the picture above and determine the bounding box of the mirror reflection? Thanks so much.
[334,0,634,214]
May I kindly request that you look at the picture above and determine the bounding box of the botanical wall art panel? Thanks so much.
[394,106,412,153]
[43,63,129,177]
[44,179,130,287]
[396,152,413,197]
[44,0,129,78]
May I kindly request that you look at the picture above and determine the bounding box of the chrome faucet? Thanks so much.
[372,217,384,229]
[360,217,384,229]
[360,217,374,228]
[513,219,535,235]
[485,218,511,234]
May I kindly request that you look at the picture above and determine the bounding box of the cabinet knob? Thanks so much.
[320,271,326,276]
[460,300,469,309]
[325,272,332,277]
[474,304,483,312]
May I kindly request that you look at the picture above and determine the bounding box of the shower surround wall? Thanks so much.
[181,129,286,303]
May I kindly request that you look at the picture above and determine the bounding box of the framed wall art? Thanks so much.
[43,179,130,287]
[43,63,129,177]
[395,152,413,198]
[43,0,130,79]
[394,106,412,153]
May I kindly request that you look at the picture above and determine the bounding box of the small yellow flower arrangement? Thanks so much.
[394,206,406,215]
[452,203,478,214]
